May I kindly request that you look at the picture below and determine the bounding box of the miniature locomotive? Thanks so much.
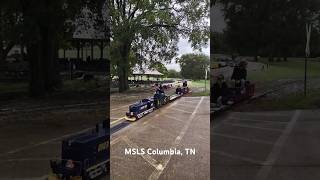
[125,83,190,121]
[49,120,109,180]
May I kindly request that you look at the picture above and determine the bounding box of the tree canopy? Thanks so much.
[216,0,320,59]
[0,0,109,96]
[108,0,210,92]
[0,5,23,63]
[167,69,181,78]
[177,53,209,80]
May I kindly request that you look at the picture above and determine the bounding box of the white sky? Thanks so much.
[165,37,210,72]
[166,13,211,72]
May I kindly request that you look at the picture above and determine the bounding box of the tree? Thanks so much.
[167,69,181,78]
[218,0,320,60]
[149,62,168,76]
[1,0,109,96]
[211,32,231,53]
[0,4,22,64]
[108,0,210,92]
[177,53,209,80]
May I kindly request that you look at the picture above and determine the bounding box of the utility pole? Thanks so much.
[304,23,311,97]
[204,66,208,93]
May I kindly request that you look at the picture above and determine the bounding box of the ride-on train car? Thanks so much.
[125,85,190,122]
[125,98,155,121]
[49,120,109,180]
[230,81,255,103]
[212,81,255,111]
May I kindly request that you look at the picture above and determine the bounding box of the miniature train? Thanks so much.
[232,82,255,103]
[125,85,189,122]
[50,120,109,180]
[212,81,255,111]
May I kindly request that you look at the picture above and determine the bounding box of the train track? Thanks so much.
[0,101,107,115]
[249,79,303,100]
[211,79,303,115]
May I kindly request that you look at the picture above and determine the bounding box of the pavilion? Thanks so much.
[131,69,164,82]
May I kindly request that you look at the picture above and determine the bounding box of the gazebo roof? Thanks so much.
[133,69,164,76]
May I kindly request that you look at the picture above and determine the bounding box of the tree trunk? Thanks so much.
[283,57,287,61]
[28,40,46,97]
[28,26,61,97]
[44,27,61,92]
[0,41,3,64]
[117,61,129,92]
[268,56,274,62]
[117,42,130,92]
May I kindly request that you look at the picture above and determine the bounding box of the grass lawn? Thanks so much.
[190,80,210,90]
[58,47,109,60]
[62,79,107,92]
[248,58,320,82]
[241,58,320,110]
[190,80,210,96]
[244,89,320,110]
[0,82,28,94]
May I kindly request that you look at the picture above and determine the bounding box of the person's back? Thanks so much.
[213,81,228,103]
[231,66,241,80]
[238,67,247,80]
[232,61,247,81]
[183,80,187,87]
[176,86,182,94]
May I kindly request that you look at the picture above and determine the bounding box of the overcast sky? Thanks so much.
[165,5,225,72]
[165,38,210,71]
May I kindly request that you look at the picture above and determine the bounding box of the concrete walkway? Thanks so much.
[211,109,320,180]
[111,97,210,180]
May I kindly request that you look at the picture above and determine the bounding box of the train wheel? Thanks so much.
[105,161,110,173]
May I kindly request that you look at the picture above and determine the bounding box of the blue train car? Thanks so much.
[125,87,186,122]
[125,98,155,121]
[50,120,109,180]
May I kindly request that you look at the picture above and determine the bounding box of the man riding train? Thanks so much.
[212,61,254,107]
[154,84,169,108]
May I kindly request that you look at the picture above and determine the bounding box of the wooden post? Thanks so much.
[81,41,84,61]
[91,40,94,60]
[100,41,104,59]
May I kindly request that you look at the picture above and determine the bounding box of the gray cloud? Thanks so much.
[166,37,210,71]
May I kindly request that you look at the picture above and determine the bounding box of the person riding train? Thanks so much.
[176,85,182,94]
[230,60,255,100]
[231,61,247,87]
[183,80,188,87]
[154,84,166,108]
[212,74,230,106]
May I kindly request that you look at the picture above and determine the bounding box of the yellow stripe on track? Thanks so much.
[110,117,126,126]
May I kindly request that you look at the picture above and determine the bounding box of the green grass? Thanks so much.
[248,58,320,82]
[189,80,210,96]
[190,80,210,90]
[251,89,320,110]
[0,82,28,94]
[58,47,109,60]
[0,79,106,97]
[62,79,107,92]
[191,91,210,96]
[127,76,176,81]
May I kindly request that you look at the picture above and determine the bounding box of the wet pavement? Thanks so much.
[211,109,320,180]
[111,96,210,180]
[110,88,177,127]
[0,107,105,179]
